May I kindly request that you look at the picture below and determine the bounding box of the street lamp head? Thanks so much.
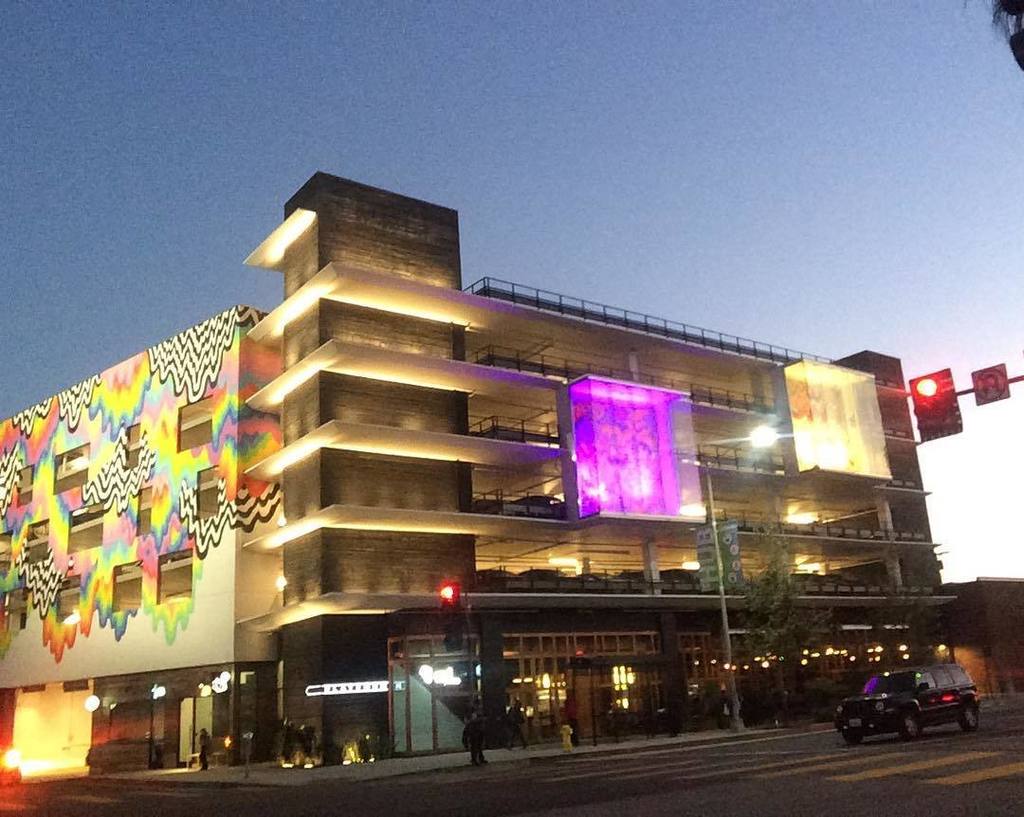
[748,425,779,449]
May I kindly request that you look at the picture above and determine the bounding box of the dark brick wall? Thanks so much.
[284,172,462,290]
[283,302,322,369]
[319,300,454,358]
[320,450,462,512]
[281,618,324,729]
[321,529,475,595]
[283,530,325,604]
[281,373,322,446]
[319,373,463,434]
[282,450,323,523]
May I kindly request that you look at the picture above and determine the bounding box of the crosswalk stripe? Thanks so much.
[546,758,705,783]
[611,752,848,783]
[550,730,832,768]
[923,761,1024,786]
[59,794,119,804]
[830,751,999,783]
[757,753,901,779]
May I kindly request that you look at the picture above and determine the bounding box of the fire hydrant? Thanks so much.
[560,724,574,752]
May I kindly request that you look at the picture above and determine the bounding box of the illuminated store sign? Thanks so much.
[305,681,391,697]
[568,376,702,518]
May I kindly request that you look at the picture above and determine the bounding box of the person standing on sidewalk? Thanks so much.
[198,728,211,771]
[506,699,527,749]
[463,699,487,766]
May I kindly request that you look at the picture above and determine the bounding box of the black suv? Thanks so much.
[834,663,979,745]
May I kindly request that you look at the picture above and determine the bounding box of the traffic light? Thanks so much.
[439,581,461,610]
[439,581,464,651]
[909,369,962,443]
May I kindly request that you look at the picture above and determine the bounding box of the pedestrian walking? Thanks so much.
[506,699,527,749]
[463,699,487,766]
[198,728,211,771]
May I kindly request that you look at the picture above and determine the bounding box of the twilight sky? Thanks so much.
[1,2,1020,582]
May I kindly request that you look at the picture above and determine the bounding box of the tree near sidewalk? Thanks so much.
[989,0,1024,71]
[740,532,831,724]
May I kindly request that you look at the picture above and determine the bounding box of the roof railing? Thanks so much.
[466,277,831,365]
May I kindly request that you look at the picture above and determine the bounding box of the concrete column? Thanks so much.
[876,497,903,590]
[658,613,687,735]
[642,538,661,594]
[478,615,506,748]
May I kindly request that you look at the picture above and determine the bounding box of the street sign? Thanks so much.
[971,364,1011,406]
[696,520,743,592]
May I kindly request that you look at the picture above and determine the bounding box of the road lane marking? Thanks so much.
[830,751,999,782]
[611,752,849,783]
[923,761,1024,786]
[757,753,903,779]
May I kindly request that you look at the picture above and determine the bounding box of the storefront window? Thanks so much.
[388,636,479,754]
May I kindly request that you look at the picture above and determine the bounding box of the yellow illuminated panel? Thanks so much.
[784,360,891,479]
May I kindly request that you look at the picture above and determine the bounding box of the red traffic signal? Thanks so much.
[908,369,962,443]
[439,581,461,609]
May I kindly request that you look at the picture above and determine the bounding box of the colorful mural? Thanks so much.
[569,376,702,518]
[0,306,281,663]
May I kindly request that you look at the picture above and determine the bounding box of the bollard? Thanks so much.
[560,724,573,752]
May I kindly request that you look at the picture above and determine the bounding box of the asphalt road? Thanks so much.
[9,710,1024,817]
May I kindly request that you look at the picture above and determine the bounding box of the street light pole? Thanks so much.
[702,465,744,732]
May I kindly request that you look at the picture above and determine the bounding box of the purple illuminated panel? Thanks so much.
[569,376,697,518]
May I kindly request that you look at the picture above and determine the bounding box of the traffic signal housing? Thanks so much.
[909,369,963,443]
[439,581,465,651]
[439,581,461,610]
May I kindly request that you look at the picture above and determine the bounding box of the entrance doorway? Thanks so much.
[178,694,212,766]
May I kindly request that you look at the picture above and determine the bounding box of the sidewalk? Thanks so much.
[95,725,829,788]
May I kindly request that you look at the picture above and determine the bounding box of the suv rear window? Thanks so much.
[931,667,953,688]
[948,665,971,685]
[863,672,917,695]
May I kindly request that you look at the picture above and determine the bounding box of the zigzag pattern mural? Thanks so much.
[82,427,158,516]
[0,449,21,519]
[0,306,281,663]
[148,309,238,403]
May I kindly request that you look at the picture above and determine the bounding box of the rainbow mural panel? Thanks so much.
[0,306,281,665]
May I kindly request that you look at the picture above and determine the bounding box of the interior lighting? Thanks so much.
[679,503,707,519]
[937,644,948,652]
[760,661,770,669]
[84,695,100,713]
[800,658,809,666]
[681,561,701,571]
[276,575,288,592]
[3,749,21,770]
[898,644,908,652]
[786,512,819,526]
[902,653,911,661]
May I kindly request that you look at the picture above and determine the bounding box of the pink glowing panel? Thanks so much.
[569,376,698,518]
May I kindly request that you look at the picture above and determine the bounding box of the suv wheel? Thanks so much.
[841,728,863,746]
[898,711,921,741]
[958,703,979,732]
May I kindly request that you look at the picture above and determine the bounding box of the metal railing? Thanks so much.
[473,570,936,597]
[466,277,830,365]
[472,344,776,414]
[468,415,559,445]
[471,490,567,520]
[710,514,930,543]
[698,445,786,475]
